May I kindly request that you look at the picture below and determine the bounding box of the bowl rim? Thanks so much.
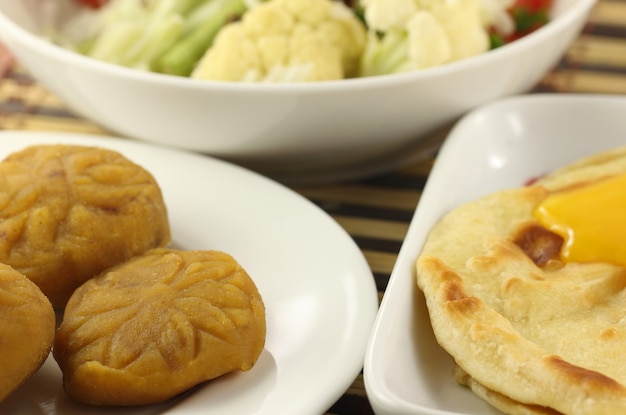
[0,0,597,94]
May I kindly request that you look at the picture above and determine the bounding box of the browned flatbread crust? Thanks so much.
[416,146,626,414]
[0,263,55,402]
[0,144,171,309]
[54,248,266,406]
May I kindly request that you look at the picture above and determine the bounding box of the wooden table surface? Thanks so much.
[1,1,625,413]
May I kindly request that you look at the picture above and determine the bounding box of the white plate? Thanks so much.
[363,94,626,415]
[0,131,379,415]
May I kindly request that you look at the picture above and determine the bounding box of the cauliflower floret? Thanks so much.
[429,0,490,61]
[192,0,367,82]
[359,0,507,77]
[363,0,511,31]
[360,0,419,31]
[406,11,451,68]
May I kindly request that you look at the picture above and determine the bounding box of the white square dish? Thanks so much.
[363,94,626,414]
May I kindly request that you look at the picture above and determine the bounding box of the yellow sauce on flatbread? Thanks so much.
[534,171,626,267]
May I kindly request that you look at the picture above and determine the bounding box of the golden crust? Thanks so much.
[416,146,626,414]
[0,145,171,309]
[54,248,266,406]
[0,263,55,402]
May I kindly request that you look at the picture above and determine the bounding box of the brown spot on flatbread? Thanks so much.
[447,295,482,315]
[441,270,482,313]
[600,328,620,341]
[501,276,523,293]
[419,256,482,314]
[545,355,626,392]
[443,272,466,302]
[514,224,564,268]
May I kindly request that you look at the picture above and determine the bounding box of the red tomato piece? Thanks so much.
[504,0,554,42]
[76,0,108,8]
[513,0,553,12]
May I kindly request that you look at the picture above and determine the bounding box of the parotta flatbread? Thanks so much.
[416,146,626,415]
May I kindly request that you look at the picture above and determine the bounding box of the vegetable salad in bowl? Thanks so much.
[57,0,552,83]
[0,0,592,181]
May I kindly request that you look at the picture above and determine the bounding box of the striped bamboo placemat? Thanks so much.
[0,1,625,413]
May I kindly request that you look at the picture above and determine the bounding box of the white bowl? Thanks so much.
[0,0,596,181]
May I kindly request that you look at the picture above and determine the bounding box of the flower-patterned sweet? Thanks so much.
[0,263,55,402]
[54,248,266,406]
[0,144,171,309]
